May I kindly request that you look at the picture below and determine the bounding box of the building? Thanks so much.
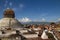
[0,8,22,30]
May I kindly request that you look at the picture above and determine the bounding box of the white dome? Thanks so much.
[0,18,22,29]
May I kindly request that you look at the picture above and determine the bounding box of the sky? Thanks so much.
[0,0,60,22]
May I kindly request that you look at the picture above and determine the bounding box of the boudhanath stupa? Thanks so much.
[0,8,22,29]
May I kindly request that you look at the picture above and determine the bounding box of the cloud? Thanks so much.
[19,17,32,22]
[19,17,47,23]
[19,4,24,8]
[19,4,24,11]
[4,0,12,8]
[9,2,12,6]
[41,18,46,22]
[58,18,60,21]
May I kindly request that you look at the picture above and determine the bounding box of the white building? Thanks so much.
[0,8,22,29]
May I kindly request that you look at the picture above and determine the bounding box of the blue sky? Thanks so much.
[0,0,60,22]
